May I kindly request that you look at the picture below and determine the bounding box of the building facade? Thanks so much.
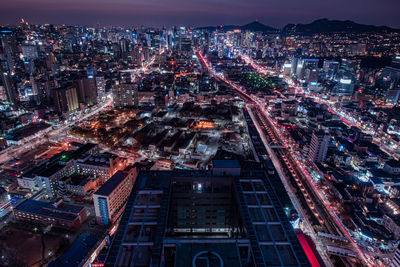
[104,170,310,267]
[93,168,137,226]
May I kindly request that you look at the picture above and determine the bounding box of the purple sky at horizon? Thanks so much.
[1,0,399,28]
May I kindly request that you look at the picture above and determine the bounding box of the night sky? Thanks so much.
[1,0,400,28]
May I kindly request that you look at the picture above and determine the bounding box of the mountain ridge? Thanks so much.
[197,19,399,34]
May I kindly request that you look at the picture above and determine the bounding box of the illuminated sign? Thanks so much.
[340,79,352,85]
[99,197,109,225]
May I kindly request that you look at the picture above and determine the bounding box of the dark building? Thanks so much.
[75,77,98,106]
[53,85,79,113]
[112,81,139,108]
[104,169,310,266]
[13,199,87,230]
[1,71,17,104]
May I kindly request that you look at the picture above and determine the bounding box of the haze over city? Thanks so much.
[1,0,400,27]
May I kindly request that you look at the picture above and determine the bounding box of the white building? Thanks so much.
[93,168,137,225]
[308,130,330,163]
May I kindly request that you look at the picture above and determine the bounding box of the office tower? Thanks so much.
[0,28,18,71]
[104,169,310,266]
[46,52,57,72]
[21,44,39,60]
[1,71,17,104]
[119,39,130,57]
[86,65,97,78]
[308,130,330,163]
[283,62,292,76]
[203,31,210,55]
[112,81,139,108]
[75,77,98,106]
[297,59,319,80]
[95,75,106,95]
[291,57,299,76]
[132,46,143,66]
[332,77,355,96]
[53,85,79,113]
[323,60,339,80]
[93,169,137,225]
[306,69,319,89]
[179,37,192,53]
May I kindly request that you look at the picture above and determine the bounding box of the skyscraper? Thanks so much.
[308,130,330,163]
[1,71,17,104]
[75,77,98,106]
[323,60,339,80]
[112,81,139,108]
[53,85,79,113]
[332,77,355,97]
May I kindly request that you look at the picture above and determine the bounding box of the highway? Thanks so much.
[244,106,334,266]
[197,50,372,266]
[241,53,400,161]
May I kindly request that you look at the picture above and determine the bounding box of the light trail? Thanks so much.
[198,50,372,266]
[0,51,164,166]
[241,54,398,162]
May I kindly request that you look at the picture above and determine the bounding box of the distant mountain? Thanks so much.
[241,21,277,32]
[197,19,397,34]
[197,21,277,33]
[282,18,397,34]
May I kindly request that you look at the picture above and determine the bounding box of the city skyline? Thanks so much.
[1,2,400,266]
[1,0,400,28]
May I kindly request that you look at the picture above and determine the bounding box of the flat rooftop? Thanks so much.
[15,199,84,222]
[48,232,99,267]
[94,171,128,197]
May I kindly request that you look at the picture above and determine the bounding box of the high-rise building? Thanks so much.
[53,85,79,113]
[297,59,319,81]
[323,60,339,80]
[75,77,98,106]
[306,69,319,89]
[308,130,330,163]
[1,71,17,104]
[104,169,310,266]
[0,28,18,71]
[179,37,192,53]
[283,62,292,76]
[21,44,39,60]
[332,77,354,96]
[95,75,106,95]
[93,169,137,225]
[112,81,138,108]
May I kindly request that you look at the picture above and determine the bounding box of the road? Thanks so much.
[0,94,113,166]
[0,51,163,167]
[241,53,400,161]
[197,50,372,266]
